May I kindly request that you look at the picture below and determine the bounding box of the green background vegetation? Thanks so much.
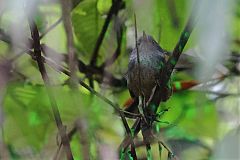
[0,0,240,159]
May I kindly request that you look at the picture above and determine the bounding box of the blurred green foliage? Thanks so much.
[0,0,239,159]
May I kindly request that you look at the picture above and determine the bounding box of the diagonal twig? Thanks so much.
[162,1,198,87]
[89,0,123,66]
[39,18,62,40]
[0,29,137,119]
[88,0,124,88]
[40,45,137,146]
[27,12,74,160]
[39,0,83,39]
[0,28,126,88]
[100,19,124,68]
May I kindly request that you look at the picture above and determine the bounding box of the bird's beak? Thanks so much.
[142,31,147,41]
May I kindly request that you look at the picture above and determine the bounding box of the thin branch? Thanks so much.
[40,18,62,39]
[134,13,153,158]
[141,126,153,160]
[134,14,142,96]
[200,90,240,100]
[100,20,124,68]
[27,14,73,160]
[75,119,90,160]
[158,142,162,160]
[39,0,83,39]
[1,28,127,88]
[77,78,133,128]
[41,49,137,119]
[89,0,123,66]
[77,76,138,159]
[159,106,188,131]
[120,0,199,151]
[40,46,137,142]
[163,1,198,84]
[60,0,78,88]
[0,31,135,119]
[88,0,123,88]
[154,0,198,113]
[119,118,141,151]
[166,0,179,28]
[53,126,77,160]
[53,143,63,160]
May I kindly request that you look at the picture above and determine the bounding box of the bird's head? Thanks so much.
[136,31,163,52]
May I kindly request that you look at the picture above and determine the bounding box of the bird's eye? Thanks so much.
[151,39,155,44]
[137,38,142,46]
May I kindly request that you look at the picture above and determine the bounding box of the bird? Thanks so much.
[125,32,172,115]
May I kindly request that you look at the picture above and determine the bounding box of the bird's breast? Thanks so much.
[127,51,165,100]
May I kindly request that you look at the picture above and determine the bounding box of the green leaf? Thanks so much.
[160,91,218,139]
[3,83,52,151]
[97,0,112,15]
[72,0,118,65]
[72,0,101,55]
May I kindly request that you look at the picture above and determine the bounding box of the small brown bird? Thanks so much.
[126,32,172,114]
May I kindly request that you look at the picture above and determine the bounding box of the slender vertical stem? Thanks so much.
[60,0,78,88]
[158,142,162,160]
[27,16,73,160]
[134,14,142,95]
[90,0,122,66]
